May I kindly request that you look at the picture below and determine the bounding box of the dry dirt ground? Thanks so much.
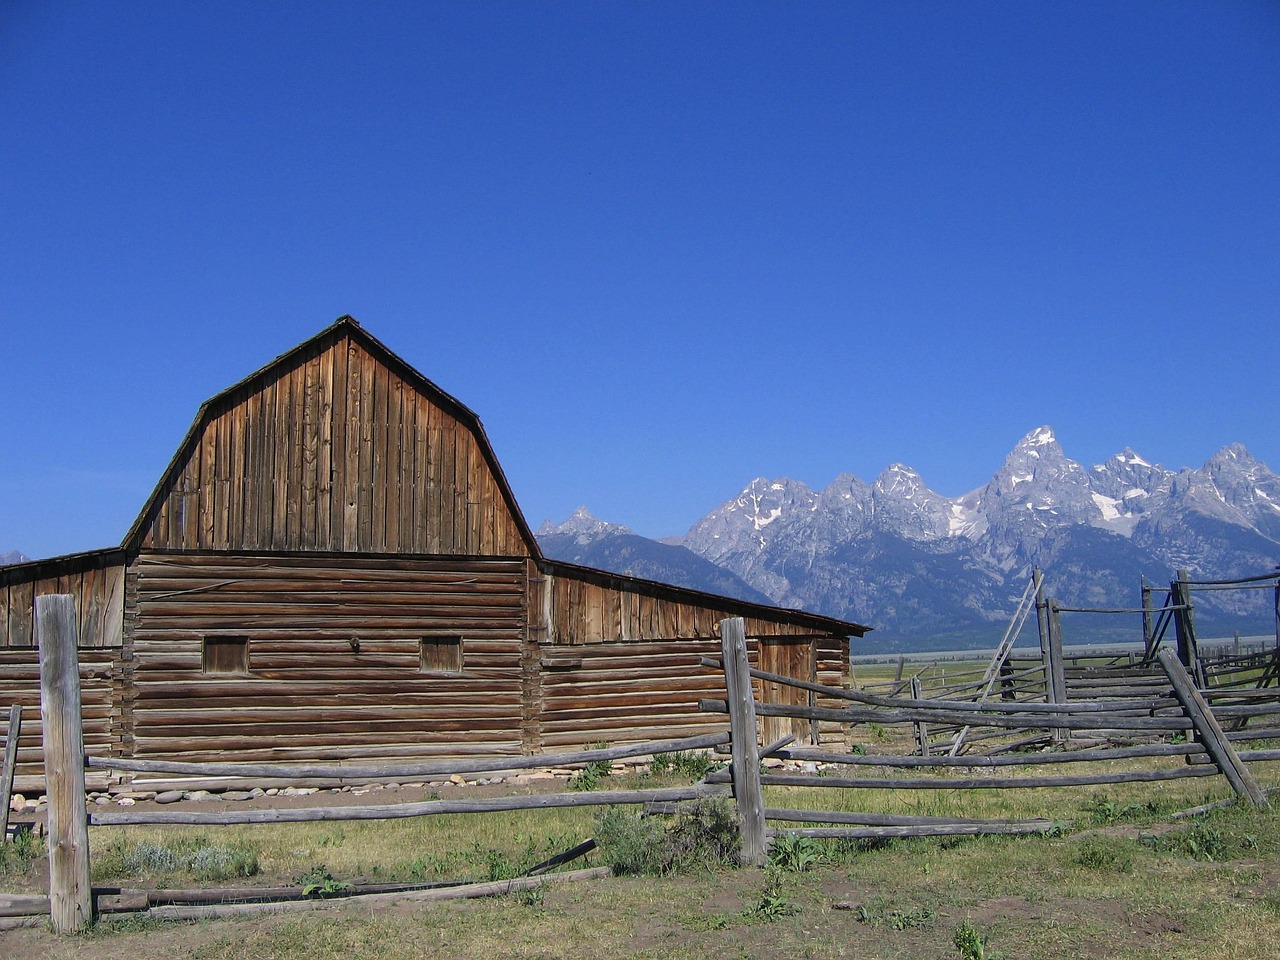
[5,860,1270,960]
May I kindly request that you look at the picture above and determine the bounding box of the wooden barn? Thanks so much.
[0,317,867,790]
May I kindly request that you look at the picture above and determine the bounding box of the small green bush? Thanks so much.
[570,745,614,791]
[954,918,1002,959]
[93,834,259,883]
[0,829,44,875]
[743,868,798,923]
[854,901,937,929]
[569,759,611,791]
[595,798,739,875]
[650,750,720,780]
[297,866,353,898]
[768,833,824,873]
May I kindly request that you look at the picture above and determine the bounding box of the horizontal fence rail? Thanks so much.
[87,731,731,782]
[87,783,730,827]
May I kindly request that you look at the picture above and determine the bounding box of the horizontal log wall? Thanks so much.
[536,570,849,749]
[540,640,729,748]
[540,635,847,750]
[0,559,124,649]
[0,649,118,791]
[130,552,527,764]
[140,334,528,557]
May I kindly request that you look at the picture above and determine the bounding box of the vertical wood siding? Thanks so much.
[543,569,848,645]
[129,552,527,763]
[0,558,124,649]
[139,335,529,557]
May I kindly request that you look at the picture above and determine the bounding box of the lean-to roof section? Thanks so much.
[126,317,539,558]
[539,558,869,642]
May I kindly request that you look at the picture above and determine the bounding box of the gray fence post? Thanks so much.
[720,617,766,866]
[910,676,930,756]
[38,594,93,932]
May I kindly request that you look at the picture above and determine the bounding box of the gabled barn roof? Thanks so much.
[129,317,545,555]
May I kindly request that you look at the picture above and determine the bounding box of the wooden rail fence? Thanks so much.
[699,616,1275,858]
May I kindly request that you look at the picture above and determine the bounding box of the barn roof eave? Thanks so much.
[0,546,127,582]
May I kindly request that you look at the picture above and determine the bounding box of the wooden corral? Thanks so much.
[0,317,866,789]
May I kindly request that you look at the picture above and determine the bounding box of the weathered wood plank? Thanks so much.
[381,373,401,555]
[199,416,216,549]
[7,579,33,648]
[90,784,728,826]
[144,867,613,921]
[1158,648,1268,808]
[329,334,348,548]
[357,344,376,553]
[342,338,362,550]
[705,766,1219,790]
[90,731,730,780]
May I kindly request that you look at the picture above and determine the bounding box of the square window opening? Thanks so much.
[203,636,249,674]
[421,636,464,674]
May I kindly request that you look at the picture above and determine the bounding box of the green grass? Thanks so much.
[3,776,1277,959]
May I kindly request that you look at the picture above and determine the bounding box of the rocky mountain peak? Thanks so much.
[1209,442,1255,465]
[1197,444,1280,539]
[1088,448,1171,522]
[873,463,924,498]
[1021,425,1058,449]
[870,464,955,541]
[681,476,818,563]
[535,506,632,541]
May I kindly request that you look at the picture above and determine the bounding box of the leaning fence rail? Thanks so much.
[1,704,21,841]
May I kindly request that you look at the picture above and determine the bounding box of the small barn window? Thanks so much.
[420,636,464,675]
[203,636,249,674]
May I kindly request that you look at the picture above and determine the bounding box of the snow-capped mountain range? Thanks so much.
[538,428,1280,648]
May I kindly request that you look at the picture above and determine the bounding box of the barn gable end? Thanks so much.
[129,318,535,558]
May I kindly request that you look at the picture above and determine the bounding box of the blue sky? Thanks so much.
[2,2,1278,559]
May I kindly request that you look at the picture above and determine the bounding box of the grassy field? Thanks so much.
[3,762,1279,959]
